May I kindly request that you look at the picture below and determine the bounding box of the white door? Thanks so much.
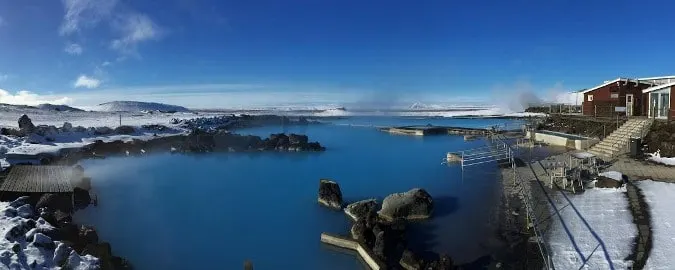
[626,94,634,116]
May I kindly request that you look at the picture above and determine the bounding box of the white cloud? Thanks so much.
[64,43,83,55]
[0,89,72,105]
[74,75,101,89]
[110,13,161,54]
[59,0,117,35]
[101,61,111,66]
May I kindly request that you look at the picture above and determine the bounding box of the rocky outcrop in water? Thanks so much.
[318,179,343,210]
[344,199,378,221]
[378,188,434,221]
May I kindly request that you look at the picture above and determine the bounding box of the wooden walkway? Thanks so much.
[0,165,75,193]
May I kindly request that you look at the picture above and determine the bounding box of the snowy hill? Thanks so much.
[94,101,190,113]
[37,103,84,112]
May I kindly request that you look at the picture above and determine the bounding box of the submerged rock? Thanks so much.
[344,199,378,221]
[379,188,433,221]
[318,179,343,210]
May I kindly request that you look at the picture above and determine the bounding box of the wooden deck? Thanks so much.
[0,165,75,193]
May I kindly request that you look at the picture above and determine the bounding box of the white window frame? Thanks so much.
[587,95,593,102]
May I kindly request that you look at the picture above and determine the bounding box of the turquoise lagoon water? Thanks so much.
[75,117,524,270]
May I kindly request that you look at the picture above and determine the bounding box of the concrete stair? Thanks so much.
[587,118,653,159]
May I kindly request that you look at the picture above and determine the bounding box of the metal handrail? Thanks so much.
[608,119,651,158]
[495,136,616,269]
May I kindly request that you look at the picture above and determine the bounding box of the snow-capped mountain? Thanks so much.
[94,101,190,113]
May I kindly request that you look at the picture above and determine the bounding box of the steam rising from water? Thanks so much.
[490,81,575,113]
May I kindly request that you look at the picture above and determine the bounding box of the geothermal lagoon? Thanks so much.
[74,117,522,269]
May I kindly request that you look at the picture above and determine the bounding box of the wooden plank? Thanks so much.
[0,165,74,193]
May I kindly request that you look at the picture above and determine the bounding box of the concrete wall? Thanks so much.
[527,131,597,150]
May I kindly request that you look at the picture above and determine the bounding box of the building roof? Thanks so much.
[643,82,675,93]
[581,78,652,94]
[637,75,675,81]
[0,165,75,193]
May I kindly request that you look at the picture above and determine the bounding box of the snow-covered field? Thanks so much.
[637,180,675,270]
[547,188,636,269]
[0,201,99,269]
[647,151,675,166]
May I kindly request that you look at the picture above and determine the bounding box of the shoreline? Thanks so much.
[0,166,130,269]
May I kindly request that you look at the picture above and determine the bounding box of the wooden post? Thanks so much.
[119,114,122,127]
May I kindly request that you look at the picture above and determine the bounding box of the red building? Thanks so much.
[581,76,675,118]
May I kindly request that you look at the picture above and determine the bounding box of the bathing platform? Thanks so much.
[0,165,91,203]
[380,125,493,136]
[320,233,384,270]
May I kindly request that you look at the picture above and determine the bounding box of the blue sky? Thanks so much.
[0,0,674,108]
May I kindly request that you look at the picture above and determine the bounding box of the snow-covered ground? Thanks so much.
[637,180,675,270]
[647,151,675,166]
[0,200,99,269]
[547,188,636,269]
[599,171,624,181]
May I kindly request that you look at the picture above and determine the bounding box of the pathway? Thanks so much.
[606,156,675,183]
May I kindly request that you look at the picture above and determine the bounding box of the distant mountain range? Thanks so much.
[94,101,190,113]
[0,103,83,112]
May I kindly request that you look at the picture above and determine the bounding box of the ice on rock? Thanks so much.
[16,204,33,219]
[66,250,101,270]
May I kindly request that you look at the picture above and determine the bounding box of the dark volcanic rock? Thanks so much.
[345,199,378,221]
[400,249,422,270]
[57,223,79,243]
[595,176,623,188]
[36,193,72,213]
[18,114,35,133]
[78,225,99,246]
[373,231,387,259]
[32,233,56,250]
[288,133,309,145]
[9,196,31,208]
[62,122,73,132]
[111,256,133,270]
[53,210,73,226]
[114,125,136,135]
[73,187,92,210]
[350,219,369,241]
[379,188,433,221]
[83,242,113,268]
[318,179,343,210]
[425,254,454,270]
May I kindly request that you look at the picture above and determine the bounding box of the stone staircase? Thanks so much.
[587,118,654,159]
